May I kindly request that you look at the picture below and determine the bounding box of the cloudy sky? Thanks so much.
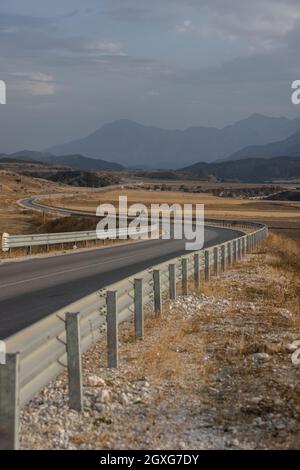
[0,0,300,152]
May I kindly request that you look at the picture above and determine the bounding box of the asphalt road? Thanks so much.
[0,226,243,339]
[19,195,110,217]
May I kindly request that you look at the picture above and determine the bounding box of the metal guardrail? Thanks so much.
[1,225,157,252]
[0,220,268,449]
[1,216,261,252]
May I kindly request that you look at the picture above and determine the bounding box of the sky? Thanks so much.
[0,0,300,152]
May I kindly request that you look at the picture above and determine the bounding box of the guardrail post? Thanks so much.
[181,258,188,295]
[134,278,144,339]
[193,253,200,289]
[153,269,162,314]
[233,240,237,263]
[213,247,219,276]
[106,291,118,368]
[168,263,176,300]
[66,312,83,412]
[204,250,210,281]
[221,245,225,272]
[242,238,246,257]
[227,242,232,266]
[246,234,250,253]
[0,353,20,450]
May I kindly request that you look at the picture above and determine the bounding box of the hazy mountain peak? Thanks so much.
[47,114,300,169]
[225,127,300,161]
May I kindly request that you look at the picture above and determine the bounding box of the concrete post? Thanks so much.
[106,290,118,368]
[134,278,144,339]
[204,250,210,281]
[0,353,20,450]
[181,258,188,295]
[153,269,162,314]
[66,312,83,412]
[193,253,200,289]
[168,263,176,300]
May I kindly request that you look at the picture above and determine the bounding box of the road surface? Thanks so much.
[0,225,243,339]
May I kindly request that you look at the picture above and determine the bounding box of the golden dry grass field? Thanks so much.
[1,170,299,243]
[48,187,300,243]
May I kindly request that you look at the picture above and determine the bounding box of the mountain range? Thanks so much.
[46,114,300,168]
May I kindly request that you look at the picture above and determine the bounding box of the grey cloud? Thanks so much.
[103,0,300,48]
[169,49,299,88]
[0,13,52,31]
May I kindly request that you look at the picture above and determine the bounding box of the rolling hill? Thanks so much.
[180,156,300,182]
[0,151,123,171]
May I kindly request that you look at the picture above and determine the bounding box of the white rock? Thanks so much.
[279,308,292,318]
[291,348,300,365]
[252,352,270,362]
[97,389,111,404]
[250,396,263,404]
[119,392,129,406]
[286,340,300,352]
[87,375,106,387]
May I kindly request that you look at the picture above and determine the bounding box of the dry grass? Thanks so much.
[0,169,82,235]
[49,188,300,219]
[122,234,300,448]
[264,232,300,273]
[49,187,300,243]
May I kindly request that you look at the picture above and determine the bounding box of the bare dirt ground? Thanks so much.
[20,234,300,450]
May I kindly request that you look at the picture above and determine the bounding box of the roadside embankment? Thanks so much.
[20,234,300,449]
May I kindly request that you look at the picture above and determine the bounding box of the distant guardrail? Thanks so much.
[0,221,268,449]
[1,217,262,253]
[1,225,157,252]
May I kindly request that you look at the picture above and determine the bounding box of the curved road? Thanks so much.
[0,196,244,339]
